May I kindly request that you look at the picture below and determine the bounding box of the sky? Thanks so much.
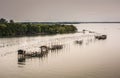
[0,0,120,22]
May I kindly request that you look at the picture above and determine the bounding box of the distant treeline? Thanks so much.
[21,22,80,24]
[0,18,77,37]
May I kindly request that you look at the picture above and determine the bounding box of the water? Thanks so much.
[0,24,120,78]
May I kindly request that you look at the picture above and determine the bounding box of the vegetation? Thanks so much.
[0,18,77,37]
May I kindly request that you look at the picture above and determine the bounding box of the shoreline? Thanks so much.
[0,31,77,38]
[0,19,78,38]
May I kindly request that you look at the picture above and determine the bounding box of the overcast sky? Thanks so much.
[0,0,120,22]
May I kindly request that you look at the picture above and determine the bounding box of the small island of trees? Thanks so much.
[0,18,78,37]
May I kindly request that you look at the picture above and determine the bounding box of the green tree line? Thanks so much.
[0,18,77,37]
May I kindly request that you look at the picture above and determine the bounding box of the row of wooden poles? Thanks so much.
[18,44,63,57]
[75,29,107,45]
[18,29,107,58]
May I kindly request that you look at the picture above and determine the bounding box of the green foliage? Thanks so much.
[0,18,78,37]
[0,18,8,24]
[9,19,14,23]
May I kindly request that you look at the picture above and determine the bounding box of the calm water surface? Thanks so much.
[0,24,120,78]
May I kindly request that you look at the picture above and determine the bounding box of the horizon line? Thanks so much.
[18,21,120,24]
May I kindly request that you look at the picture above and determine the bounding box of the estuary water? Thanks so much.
[0,23,120,78]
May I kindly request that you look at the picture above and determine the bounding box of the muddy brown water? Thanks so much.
[0,24,120,78]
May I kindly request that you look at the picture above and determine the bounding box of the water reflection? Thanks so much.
[74,34,107,46]
[17,33,108,67]
[18,55,26,65]
[17,51,49,66]
[17,48,65,67]
[2,24,119,78]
